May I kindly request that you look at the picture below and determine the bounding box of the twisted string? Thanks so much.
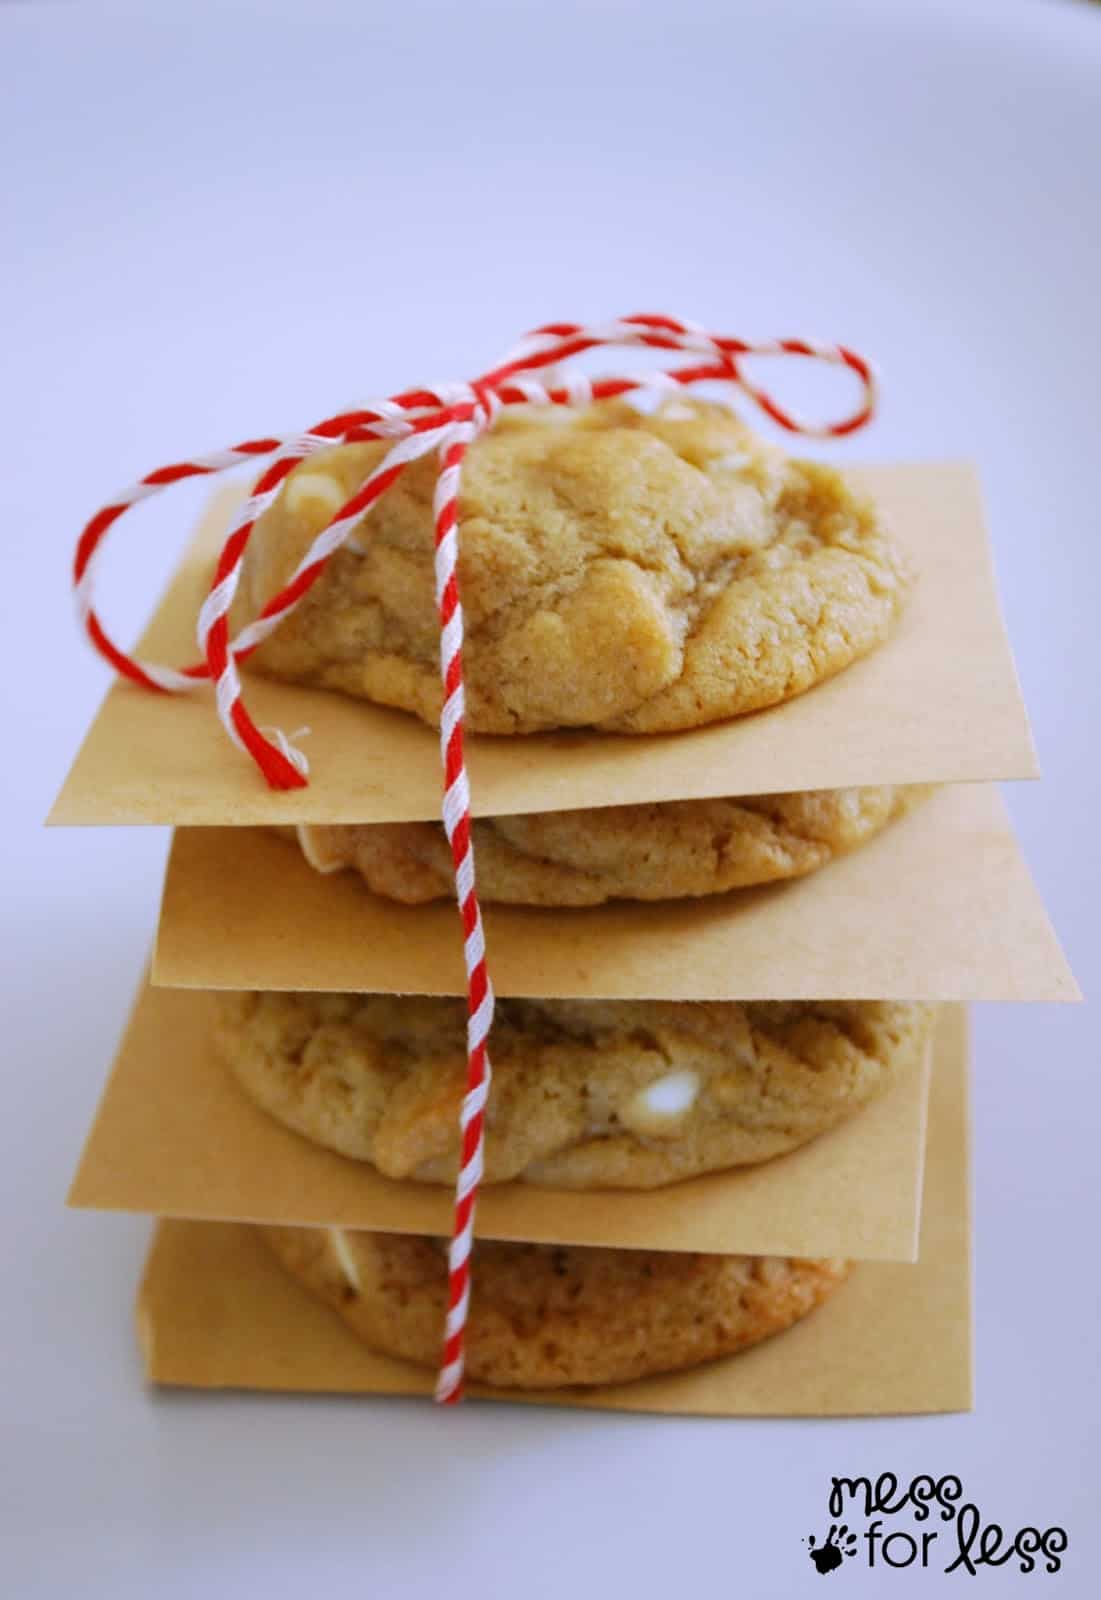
[72,313,878,1400]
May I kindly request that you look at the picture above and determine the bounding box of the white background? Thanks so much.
[1,1,1098,1594]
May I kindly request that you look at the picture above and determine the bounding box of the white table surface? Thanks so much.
[1,2,1097,1594]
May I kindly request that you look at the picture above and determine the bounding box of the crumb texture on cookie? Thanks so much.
[235,400,909,734]
[263,1225,851,1389]
[216,993,934,1189]
[292,785,928,906]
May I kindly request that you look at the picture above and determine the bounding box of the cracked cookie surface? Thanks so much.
[289,784,928,906]
[216,993,934,1189]
[235,399,910,733]
[262,1225,851,1389]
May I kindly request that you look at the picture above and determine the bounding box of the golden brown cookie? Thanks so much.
[263,1225,851,1389]
[289,785,927,907]
[235,399,909,734]
[216,994,933,1189]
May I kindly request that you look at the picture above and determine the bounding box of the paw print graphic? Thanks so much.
[806,1524,859,1574]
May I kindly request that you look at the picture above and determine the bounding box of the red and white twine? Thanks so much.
[73,315,878,1402]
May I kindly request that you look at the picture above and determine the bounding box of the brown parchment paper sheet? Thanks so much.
[69,976,934,1261]
[134,1008,971,1416]
[50,464,1037,826]
[152,784,1077,1001]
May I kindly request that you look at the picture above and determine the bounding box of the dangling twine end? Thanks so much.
[257,724,311,789]
[434,1362,464,1405]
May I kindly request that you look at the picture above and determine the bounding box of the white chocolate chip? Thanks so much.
[284,472,346,520]
[327,1227,361,1292]
[619,1070,701,1138]
[296,824,346,876]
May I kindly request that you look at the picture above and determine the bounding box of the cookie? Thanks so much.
[289,785,927,907]
[235,399,909,734]
[263,1225,851,1389]
[216,994,933,1188]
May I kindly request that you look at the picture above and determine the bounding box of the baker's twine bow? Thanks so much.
[73,314,877,1402]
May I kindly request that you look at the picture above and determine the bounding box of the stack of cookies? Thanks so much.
[56,398,1076,1417]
